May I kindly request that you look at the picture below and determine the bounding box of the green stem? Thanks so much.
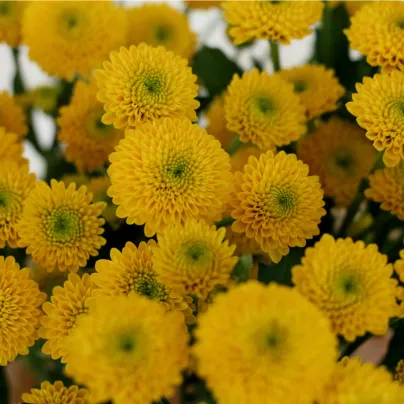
[353,212,393,241]
[321,0,333,68]
[269,41,281,72]
[215,216,235,228]
[12,47,24,95]
[226,134,241,155]
[0,367,8,404]
[26,109,44,155]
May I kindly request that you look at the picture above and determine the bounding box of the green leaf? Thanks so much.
[231,255,253,283]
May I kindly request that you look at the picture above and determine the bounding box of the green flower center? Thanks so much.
[46,207,83,244]
[259,321,287,358]
[397,21,404,29]
[329,148,355,177]
[293,80,308,93]
[0,2,11,16]
[161,154,194,193]
[256,97,274,114]
[135,278,160,300]
[0,188,20,219]
[155,25,172,42]
[181,241,214,268]
[118,334,137,353]
[144,77,162,95]
[87,111,114,141]
[265,186,298,218]
[335,271,363,301]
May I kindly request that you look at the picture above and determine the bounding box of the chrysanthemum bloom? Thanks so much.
[394,250,404,317]
[126,4,196,60]
[223,0,323,45]
[66,295,189,404]
[93,240,195,324]
[58,81,123,173]
[0,162,36,248]
[0,1,27,46]
[0,127,24,164]
[16,180,106,272]
[108,118,233,237]
[22,380,89,404]
[230,144,263,173]
[153,219,238,298]
[94,44,199,130]
[318,357,404,403]
[185,0,222,9]
[231,151,325,263]
[194,281,337,404]
[0,256,46,366]
[0,92,27,138]
[345,2,404,73]
[276,65,345,119]
[292,234,397,341]
[39,273,93,362]
[396,360,404,384]
[297,117,377,206]
[225,69,307,150]
[346,71,404,167]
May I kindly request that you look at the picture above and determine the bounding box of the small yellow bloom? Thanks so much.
[0,92,27,138]
[0,1,27,47]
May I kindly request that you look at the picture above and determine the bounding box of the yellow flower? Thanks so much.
[0,1,27,47]
[194,281,337,404]
[0,92,27,138]
[0,256,46,366]
[318,357,404,403]
[0,127,25,164]
[58,80,123,173]
[365,162,404,219]
[292,234,397,341]
[223,0,324,45]
[344,1,371,17]
[126,4,196,59]
[66,295,189,404]
[16,180,106,272]
[185,0,222,9]
[22,380,89,404]
[346,71,404,167]
[225,225,264,256]
[396,360,404,384]
[0,162,36,248]
[225,69,307,150]
[394,250,404,317]
[153,219,238,298]
[345,2,404,73]
[93,240,195,324]
[108,118,233,237]
[94,44,199,130]
[297,117,377,206]
[276,65,345,119]
[231,151,325,263]
[230,144,263,173]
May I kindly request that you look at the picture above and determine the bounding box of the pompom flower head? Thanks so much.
[17,180,106,272]
[0,256,46,366]
[292,234,397,341]
[153,219,238,298]
[225,69,307,150]
[66,295,189,404]
[94,44,199,130]
[194,281,337,404]
[108,118,233,237]
[223,0,323,45]
[231,151,325,263]
[23,1,127,80]
[346,70,404,167]
[0,92,27,138]
[0,1,27,46]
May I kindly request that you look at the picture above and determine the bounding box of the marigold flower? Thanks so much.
[17,180,106,272]
[225,69,307,150]
[293,234,397,341]
[0,92,27,138]
[345,2,404,73]
[297,117,377,206]
[223,0,323,45]
[66,295,189,404]
[0,1,27,46]
[94,44,199,130]
[108,118,233,237]
[231,151,325,263]
[0,256,46,366]
[346,71,404,167]
[153,219,237,298]
[23,1,127,80]
[194,281,337,404]
[276,65,344,119]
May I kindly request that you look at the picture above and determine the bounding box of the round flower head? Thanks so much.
[346,71,404,167]
[0,1,27,46]
[58,81,124,173]
[225,69,307,150]
[194,281,337,404]
[108,118,233,237]
[345,2,404,73]
[23,1,127,80]
[0,162,36,248]
[0,92,27,138]
[153,219,238,298]
[231,151,325,263]
[126,4,196,59]
[223,0,324,45]
[318,357,404,403]
[0,256,46,366]
[0,127,25,164]
[93,240,195,324]
[94,44,199,130]
[66,295,189,404]
[16,180,106,272]
[292,234,397,341]
[39,273,94,363]
[297,117,377,206]
[22,380,89,404]
[276,65,344,119]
